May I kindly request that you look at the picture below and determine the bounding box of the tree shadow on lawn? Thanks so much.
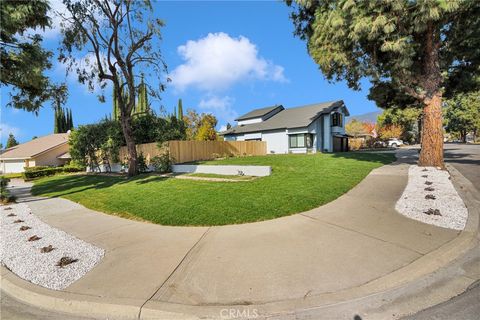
[330,151,397,165]
[32,173,169,198]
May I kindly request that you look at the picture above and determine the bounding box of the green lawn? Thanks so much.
[184,173,255,180]
[32,152,394,226]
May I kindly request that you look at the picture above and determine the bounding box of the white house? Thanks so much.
[221,101,350,153]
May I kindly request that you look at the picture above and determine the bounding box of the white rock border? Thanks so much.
[395,165,468,230]
[1,202,104,290]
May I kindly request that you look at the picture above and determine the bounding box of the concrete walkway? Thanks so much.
[2,150,478,320]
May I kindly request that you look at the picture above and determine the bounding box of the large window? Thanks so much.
[331,112,343,127]
[289,133,313,148]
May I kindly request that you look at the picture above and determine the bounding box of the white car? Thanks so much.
[387,138,404,148]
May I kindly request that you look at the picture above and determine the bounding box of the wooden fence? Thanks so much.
[118,140,267,164]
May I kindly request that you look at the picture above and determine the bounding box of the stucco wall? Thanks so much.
[262,130,289,154]
[33,143,69,167]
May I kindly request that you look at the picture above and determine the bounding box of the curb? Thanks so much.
[2,162,479,319]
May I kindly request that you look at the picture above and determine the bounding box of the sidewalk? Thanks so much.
[2,150,479,320]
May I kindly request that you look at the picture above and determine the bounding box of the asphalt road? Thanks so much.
[2,143,479,320]
[403,143,480,320]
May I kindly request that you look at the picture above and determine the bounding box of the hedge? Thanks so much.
[22,165,84,180]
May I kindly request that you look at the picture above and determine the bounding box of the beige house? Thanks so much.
[0,133,70,173]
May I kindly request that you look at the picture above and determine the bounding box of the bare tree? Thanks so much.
[59,0,167,176]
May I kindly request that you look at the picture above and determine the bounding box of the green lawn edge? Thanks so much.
[31,152,395,226]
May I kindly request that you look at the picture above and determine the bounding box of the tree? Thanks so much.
[345,119,367,138]
[135,75,149,115]
[378,124,404,141]
[0,0,66,112]
[184,109,201,140]
[377,107,422,143]
[54,106,74,133]
[59,0,167,176]
[288,0,480,167]
[5,133,19,148]
[196,114,218,141]
[177,98,183,120]
[444,91,480,142]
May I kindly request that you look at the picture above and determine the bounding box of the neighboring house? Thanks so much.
[0,133,70,173]
[221,100,350,153]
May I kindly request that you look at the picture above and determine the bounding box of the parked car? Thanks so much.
[387,138,404,148]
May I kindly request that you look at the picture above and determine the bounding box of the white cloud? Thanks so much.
[0,123,21,140]
[198,95,238,127]
[170,32,288,92]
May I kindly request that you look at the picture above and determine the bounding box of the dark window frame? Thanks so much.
[331,112,343,127]
[289,133,314,149]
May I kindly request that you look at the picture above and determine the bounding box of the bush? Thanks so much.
[349,138,364,151]
[22,165,84,180]
[0,177,16,204]
[137,153,149,173]
[151,152,174,173]
[24,166,50,172]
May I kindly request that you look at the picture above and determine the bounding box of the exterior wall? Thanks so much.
[32,143,69,167]
[262,130,289,154]
[323,115,332,152]
[237,117,263,126]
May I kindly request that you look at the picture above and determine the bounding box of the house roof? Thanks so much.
[235,105,284,121]
[0,133,69,160]
[57,152,71,159]
[223,100,348,135]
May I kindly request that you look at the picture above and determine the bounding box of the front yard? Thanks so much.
[32,152,394,226]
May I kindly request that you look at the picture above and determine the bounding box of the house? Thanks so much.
[0,133,71,173]
[221,100,350,154]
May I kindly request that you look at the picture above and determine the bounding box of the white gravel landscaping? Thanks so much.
[0,202,104,290]
[395,165,468,230]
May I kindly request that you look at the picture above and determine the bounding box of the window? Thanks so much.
[331,112,343,127]
[289,134,314,148]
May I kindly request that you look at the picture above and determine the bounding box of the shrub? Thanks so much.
[137,153,149,173]
[349,138,364,151]
[22,165,84,180]
[0,177,16,204]
[24,166,50,172]
[151,152,174,173]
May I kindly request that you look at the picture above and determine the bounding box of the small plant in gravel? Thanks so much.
[425,181,433,185]
[56,257,78,268]
[424,187,435,192]
[425,194,436,200]
[422,168,428,172]
[28,235,41,241]
[421,175,428,178]
[40,245,55,253]
[424,208,442,216]
[7,213,16,217]
[19,226,31,231]
[3,207,12,210]
[13,219,24,223]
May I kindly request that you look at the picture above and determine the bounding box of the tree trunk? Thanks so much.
[120,115,137,177]
[419,93,444,168]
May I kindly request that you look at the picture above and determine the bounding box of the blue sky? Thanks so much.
[0,0,380,146]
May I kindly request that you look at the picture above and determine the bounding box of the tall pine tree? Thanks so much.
[178,98,183,120]
[288,0,480,167]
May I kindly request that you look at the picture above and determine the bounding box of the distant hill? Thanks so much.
[348,110,382,123]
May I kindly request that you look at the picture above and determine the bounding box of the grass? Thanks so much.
[184,173,255,181]
[1,173,23,179]
[32,152,395,226]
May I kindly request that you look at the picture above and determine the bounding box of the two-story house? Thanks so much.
[221,100,350,153]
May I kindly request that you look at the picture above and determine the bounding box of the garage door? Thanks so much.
[1,160,26,173]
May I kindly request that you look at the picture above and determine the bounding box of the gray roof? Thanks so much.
[0,133,69,159]
[223,101,348,135]
[235,105,284,121]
